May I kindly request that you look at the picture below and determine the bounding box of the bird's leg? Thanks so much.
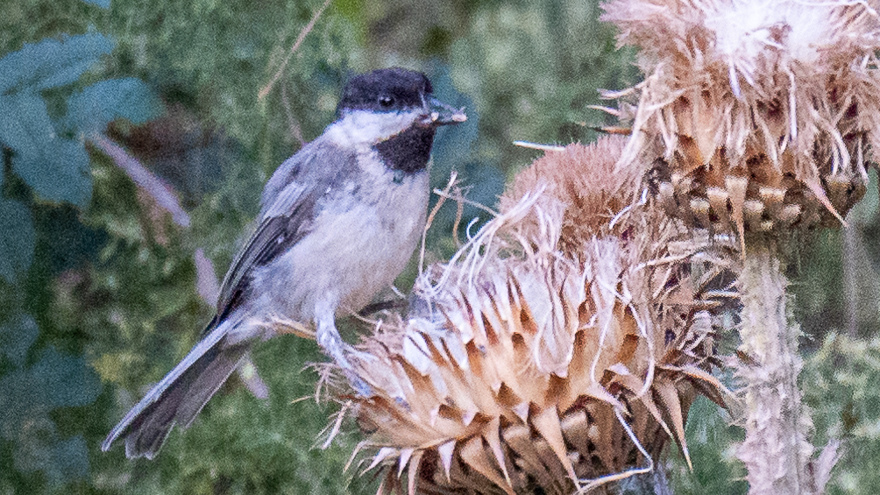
[315,316,373,397]
[316,317,351,367]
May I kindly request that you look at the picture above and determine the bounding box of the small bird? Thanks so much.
[102,68,466,459]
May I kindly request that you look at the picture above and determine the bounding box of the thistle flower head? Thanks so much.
[603,0,879,237]
[328,137,726,494]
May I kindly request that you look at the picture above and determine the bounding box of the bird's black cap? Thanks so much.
[337,68,433,114]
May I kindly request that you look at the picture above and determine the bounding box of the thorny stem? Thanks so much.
[736,246,818,495]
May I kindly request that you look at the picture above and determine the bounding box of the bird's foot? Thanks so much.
[330,348,374,397]
[317,330,374,397]
[342,370,374,398]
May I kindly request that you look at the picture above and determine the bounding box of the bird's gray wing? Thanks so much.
[212,139,357,323]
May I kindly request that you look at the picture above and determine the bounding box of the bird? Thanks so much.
[102,67,467,459]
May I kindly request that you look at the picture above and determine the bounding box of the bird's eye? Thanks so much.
[378,95,395,108]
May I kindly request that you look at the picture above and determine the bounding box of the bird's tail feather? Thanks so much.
[102,319,250,459]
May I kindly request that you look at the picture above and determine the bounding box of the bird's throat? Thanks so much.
[373,126,436,174]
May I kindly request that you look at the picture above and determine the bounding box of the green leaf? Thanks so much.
[0,367,36,436]
[0,92,54,158]
[31,347,101,409]
[65,78,163,133]
[46,436,90,484]
[14,139,92,207]
[0,314,39,367]
[0,92,92,206]
[0,199,35,282]
[0,33,114,93]
[0,347,100,440]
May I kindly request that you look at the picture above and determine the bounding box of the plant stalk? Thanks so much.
[736,246,815,495]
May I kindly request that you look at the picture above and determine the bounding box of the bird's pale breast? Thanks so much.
[249,160,429,324]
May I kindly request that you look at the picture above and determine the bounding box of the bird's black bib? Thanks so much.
[374,126,436,174]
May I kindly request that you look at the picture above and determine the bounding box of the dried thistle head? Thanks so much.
[602,0,879,239]
[329,137,726,494]
[502,136,643,258]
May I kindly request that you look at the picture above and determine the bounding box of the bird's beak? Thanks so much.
[423,96,467,126]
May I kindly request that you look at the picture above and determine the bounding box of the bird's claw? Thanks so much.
[317,334,374,397]
[339,345,375,397]
[344,372,374,398]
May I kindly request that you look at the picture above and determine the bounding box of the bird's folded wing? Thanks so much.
[213,141,357,322]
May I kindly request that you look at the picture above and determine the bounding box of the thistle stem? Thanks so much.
[736,246,814,494]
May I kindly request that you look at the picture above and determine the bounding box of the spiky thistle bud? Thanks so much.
[329,137,726,494]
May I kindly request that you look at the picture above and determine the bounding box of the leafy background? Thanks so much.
[1,0,879,493]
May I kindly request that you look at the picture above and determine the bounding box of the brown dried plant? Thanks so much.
[326,136,727,494]
[601,0,880,245]
[599,1,880,493]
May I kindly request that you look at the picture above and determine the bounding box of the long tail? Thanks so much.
[102,319,251,459]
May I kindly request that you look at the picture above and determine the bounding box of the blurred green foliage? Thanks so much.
[3,0,880,493]
[804,333,880,494]
[0,3,161,489]
[666,397,748,495]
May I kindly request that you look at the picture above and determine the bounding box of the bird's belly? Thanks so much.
[249,171,428,323]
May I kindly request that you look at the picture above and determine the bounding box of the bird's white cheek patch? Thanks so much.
[328,110,424,147]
